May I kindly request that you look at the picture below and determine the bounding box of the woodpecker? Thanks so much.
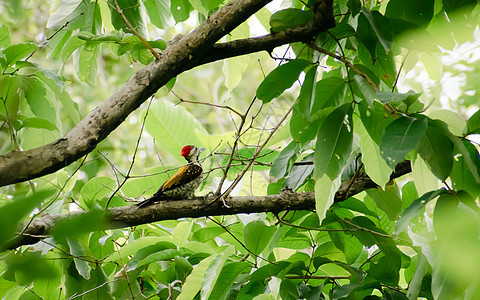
[137,145,205,208]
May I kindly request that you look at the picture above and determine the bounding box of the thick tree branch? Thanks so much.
[9,160,410,249]
[0,0,335,187]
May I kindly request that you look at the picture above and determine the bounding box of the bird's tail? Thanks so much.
[136,192,162,208]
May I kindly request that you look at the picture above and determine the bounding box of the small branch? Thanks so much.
[172,90,243,117]
[307,43,378,92]
[112,0,160,60]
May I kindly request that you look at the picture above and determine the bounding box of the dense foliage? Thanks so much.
[0,0,480,299]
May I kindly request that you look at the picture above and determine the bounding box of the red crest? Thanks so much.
[181,145,193,157]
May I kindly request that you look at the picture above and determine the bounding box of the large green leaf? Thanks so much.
[314,103,353,179]
[270,141,300,179]
[385,0,434,28]
[269,8,314,32]
[395,188,446,233]
[108,0,147,36]
[380,115,428,168]
[296,65,317,121]
[312,77,346,110]
[67,238,90,280]
[47,0,83,29]
[145,99,207,162]
[171,0,193,23]
[209,261,251,300]
[450,140,480,198]
[315,174,341,222]
[355,115,392,186]
[243,221,276,255]
[144,0,170,28]
[2,43,37,68]
[78,41,101,85]
[256,59,310,103]
[467,108,480,134]
[417,119,453,181]
[0,24,11,48]
[366,186,402,221]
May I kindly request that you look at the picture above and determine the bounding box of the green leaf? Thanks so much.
[467,108,480,134]
[61,35,85,62]
[314,103,353,179]
[270,141,300,179]
[358,100,393,143]
[0,24,11,48]
[52,210,109,241]
[209,261,251,300]
[105,236,176,263]
[395,188,446,233]
[360,9,393,53]
[279,279,299,300]
[366,186,402,221]
[337,197,378,218]
[21,76,56,121]
[67,238,90,280]
[144,0,170,28]
[347,0,361,16]
[47,0,83,29]
[283,154,314,191]
[108,0,147,36]
[173,221,193,247]
[315,174,341,222]
[312,77,346,110]
[201,247,235,300]
[80,177,116,208]
[380,115,428,168]
[127,241,178,270]
[145,99,207,162]
[84,267,114,300]
[450,140,480,198]
[370,255,400,286]
[18,117,56,131]
[296,66,317,121]
[269,8,314,32]
[256,59,310,103]
[385,0,434,28]
[0,75,22,122]
[171,0,193,23]
[355,115,392,186]
[78,41,101,85]
[2,43,37,68]
[417,120,453,181]
[244,221,276,255]
[0,190,53,251]
[353,74,376,107]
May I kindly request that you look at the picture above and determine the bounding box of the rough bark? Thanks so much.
[0,0,335,187]
[8,160,411,249]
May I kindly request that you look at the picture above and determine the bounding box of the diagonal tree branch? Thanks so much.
[0,0,335,187]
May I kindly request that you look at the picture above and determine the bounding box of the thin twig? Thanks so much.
[207,216,278,266]
[172,90,243,117]
[106,96,154,208]
[112,0,160,60]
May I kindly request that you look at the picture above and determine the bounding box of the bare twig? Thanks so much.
[112,0,160,60]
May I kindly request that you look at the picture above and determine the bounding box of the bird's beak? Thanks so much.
[199,148,205,153]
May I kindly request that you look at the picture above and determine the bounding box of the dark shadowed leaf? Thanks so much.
[315,103,353,179]
[256,59,310,103]
[380,115,428,168]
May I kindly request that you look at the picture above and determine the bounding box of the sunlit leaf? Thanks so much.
[244,221,276,255]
